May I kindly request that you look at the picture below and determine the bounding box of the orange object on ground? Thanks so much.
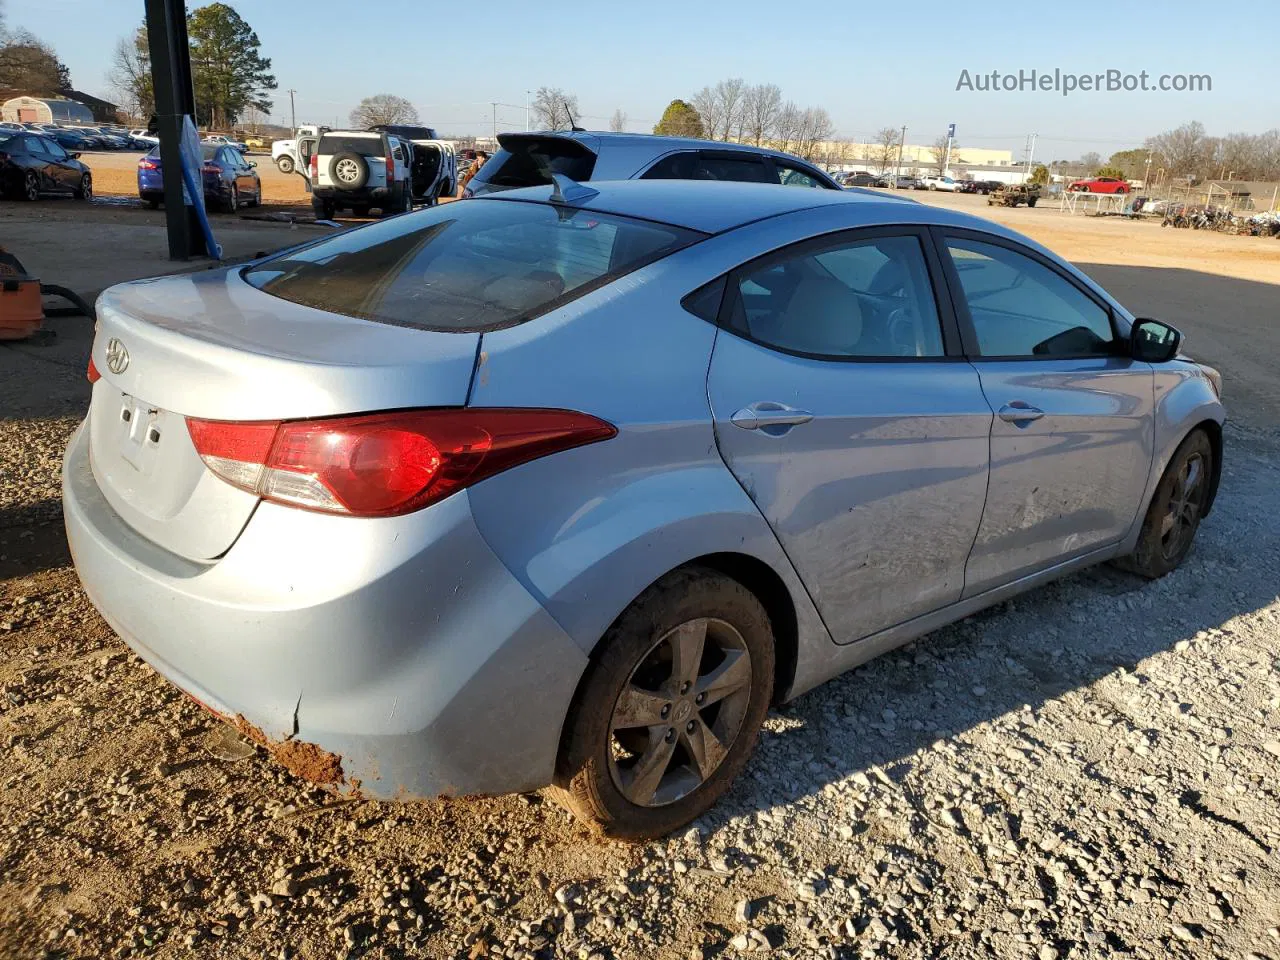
[0,246,44,341]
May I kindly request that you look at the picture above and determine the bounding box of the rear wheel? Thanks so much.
[1115,429,1213,578]
[276,156,294,174]
[22,171,39,201]
[311,198,335,220]
[225,185,239,214]
[550,567,774,840]
[351,204,370,217]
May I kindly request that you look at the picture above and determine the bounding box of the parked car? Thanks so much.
[921,175,960,191]
[968,180,1003,195]
[894,175,921,189]
[272,125,328,174]
[243,134,270,150]
[0,131,92,200]
[65,178,1224,839]
[203,134,249,153]
[1068,176,1130,194]
[463,131,846,199]
[129,128,160,147]
[137,143,261,212]
[295,129,412,218]
[91,127,132,150]
[366,124,457,204]
[0,121,24,134]
[989,183,1041,207]
[844,172,888,188]
[51,129,93,152]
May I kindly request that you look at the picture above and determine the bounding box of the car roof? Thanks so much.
[484,178,928,234]
[499,130,836,167]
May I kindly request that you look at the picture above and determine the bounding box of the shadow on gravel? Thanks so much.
[0,498,69,580]
[705,424,1279,832]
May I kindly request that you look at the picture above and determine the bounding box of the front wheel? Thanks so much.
[276,156,294,174]
[550,567,774,840]
[21,171,39,201]
[74,173,92,200]
[1115,429,1213,578]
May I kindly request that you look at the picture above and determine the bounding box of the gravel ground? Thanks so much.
[2,212,1279,959]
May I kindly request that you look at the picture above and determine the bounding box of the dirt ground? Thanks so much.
[1,190,1278,960]
[81,149,311,206]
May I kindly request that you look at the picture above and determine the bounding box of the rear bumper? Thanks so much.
[62,421,587,798]
[312,186,392,201]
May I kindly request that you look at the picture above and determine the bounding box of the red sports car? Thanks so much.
[1068,177,1130,194]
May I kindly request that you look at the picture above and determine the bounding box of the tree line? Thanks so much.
[0,4,72,99]
[1068,122,1280,184]
[655,79,835,162]
[109,2,276,130]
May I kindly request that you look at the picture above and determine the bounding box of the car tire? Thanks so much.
[549,566,775,840]
[311,198,336,220]
[226,185,239,214]
[1115,429,1213,579]
[74,173,92,201]
[276,156,294,174]
[329,152,369,190]
[351,204,370,217]
[1027,197,1038,208]
[21,171,39,202]
[147,198,160,210]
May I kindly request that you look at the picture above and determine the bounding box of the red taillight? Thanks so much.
[138,159,158,170]
[202,162,219,173]
[87,356,101,383]
[385,154,394,181]
[309,154,318,180]
[186,409,616,517]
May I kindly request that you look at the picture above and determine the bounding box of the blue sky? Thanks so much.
[9,0,1276,159]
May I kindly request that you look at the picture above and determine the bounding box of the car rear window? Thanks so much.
[242,198,703,332]
[470,137,596,189]
[320,134,385,156]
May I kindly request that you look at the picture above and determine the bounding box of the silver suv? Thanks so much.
[465,132,848,198]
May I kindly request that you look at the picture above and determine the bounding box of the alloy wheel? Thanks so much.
[607,618,753,807]
[80,175,92,200]
[336,158,360,183]
[23,171,38,201]
[1160,452,1205,560]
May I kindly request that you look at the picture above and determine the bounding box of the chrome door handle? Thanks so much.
[998,401,1045,423]
[730,402,814,431]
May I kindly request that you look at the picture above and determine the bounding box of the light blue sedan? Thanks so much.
[64,178,1224,838]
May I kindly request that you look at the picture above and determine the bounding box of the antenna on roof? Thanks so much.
[563,99,585,133]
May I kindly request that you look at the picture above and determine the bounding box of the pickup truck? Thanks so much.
[920,175,960,192]
[272,125,327,174]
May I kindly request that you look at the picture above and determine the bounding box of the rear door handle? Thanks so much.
[998,401,1045,423]
[730,402,814,431]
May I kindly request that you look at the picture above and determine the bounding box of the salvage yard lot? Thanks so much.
[2,194,1279,960]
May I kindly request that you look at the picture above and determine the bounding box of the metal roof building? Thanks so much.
[0,96,95,125]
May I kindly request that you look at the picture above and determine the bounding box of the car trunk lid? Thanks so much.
[87,268,480,561]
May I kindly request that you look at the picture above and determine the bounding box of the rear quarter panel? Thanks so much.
[463,241,836,697]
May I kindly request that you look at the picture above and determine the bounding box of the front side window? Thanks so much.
[244,199,702,332]
[944,237,1116,358]
[726,234,946,358]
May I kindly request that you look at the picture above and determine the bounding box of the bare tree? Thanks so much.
[1145,121,1208,178]
[791,107,834,161]
[772,101,801,153]
[715,77,746,141]
[690,85,724,143]
[742,83,782,146]
[349,94,418,128]
[609,108,627,133]
[873,127,900,174]
[107,30,153,119]
[532,87,579,131]
[928,134,953,174]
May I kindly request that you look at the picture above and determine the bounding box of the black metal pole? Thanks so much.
[144,0,206,260]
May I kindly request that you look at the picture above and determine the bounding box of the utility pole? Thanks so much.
[287,89,296,131]
[895,125,907,186]
[525,90,531,131]
[1024,132,1038,182]
[490,102,497,143]
[942,123,955,176]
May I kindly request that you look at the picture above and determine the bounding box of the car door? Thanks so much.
[705,228,993,644]
[40,138,77,192]
[19,135,52,190]
[935,230,1154,595]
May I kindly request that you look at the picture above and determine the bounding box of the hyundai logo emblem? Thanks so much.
[105,338,129,375]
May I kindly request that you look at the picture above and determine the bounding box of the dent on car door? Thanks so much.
[937,231,1155,594]
[706,227,993,644]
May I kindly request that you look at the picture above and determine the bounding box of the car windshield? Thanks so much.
[243,198,703,332]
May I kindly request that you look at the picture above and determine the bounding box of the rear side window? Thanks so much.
[243,199,702,332]
[642,151,774,184]
[320,134,384,156]
[470,137,596,189]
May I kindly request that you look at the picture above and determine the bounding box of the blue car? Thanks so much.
[51,129,92,152]
[137,143,262,212]
[64,179,1223,838]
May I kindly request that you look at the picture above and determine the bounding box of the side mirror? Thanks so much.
[248,160,257,168]
[71,152,81,160]
[1130,318,1182,363]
